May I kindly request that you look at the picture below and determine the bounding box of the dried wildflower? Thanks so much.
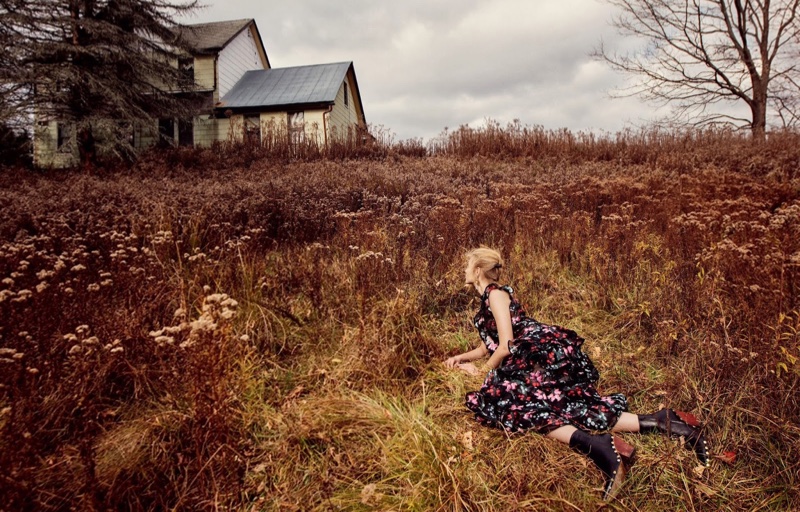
[12,289,32,302]
[68,345,82,355]
[36,282,49,293]
[36,270,55,280]
[27,367,39,375]
[75,325,90,334]
[154,335,175,346]
[189,317,216,333]
[87,283,101,292]
[2,277,15,286]
[71,264,86,272]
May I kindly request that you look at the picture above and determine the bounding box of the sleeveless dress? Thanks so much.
[465,283,628,433]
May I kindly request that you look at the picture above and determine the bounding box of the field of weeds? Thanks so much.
[1,127,799,511]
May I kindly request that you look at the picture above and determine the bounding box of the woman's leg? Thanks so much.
[546,425,577,444]
[611,412,641,433]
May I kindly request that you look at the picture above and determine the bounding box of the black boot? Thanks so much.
[638,409,709,466]
[569,430,632,501]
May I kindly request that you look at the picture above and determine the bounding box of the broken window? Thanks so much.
[244,114,261,144]
[56,122,72,152]
[288,111,304,145]
[158,118,175,146]
[178,118,193,147]
[178,57,194,87]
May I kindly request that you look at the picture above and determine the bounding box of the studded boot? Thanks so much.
[569,430,634,500]
[638,409,709,466]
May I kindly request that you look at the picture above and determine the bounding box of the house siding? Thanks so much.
[134,121,159,149]
[218,27,266,100]
[219,111,327,146]
[194,56,216,92]
[33,121,76,168]
[303,110,326,145]
[328,73,362,140]
[193,116,216,147]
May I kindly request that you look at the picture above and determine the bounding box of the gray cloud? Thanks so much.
[183,0,659,140]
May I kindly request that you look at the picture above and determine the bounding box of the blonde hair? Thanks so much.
[465,247,504,281]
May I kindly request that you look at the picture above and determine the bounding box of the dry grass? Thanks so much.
[1,126,799,510]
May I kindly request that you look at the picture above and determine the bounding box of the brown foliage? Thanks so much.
[1,126,799,509]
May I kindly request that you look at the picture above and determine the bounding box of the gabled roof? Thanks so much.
[174,18,255,54]
[218,62,356,110]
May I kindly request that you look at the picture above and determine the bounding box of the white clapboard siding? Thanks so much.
[193,116,217,147]
[328,76,359,140]
[218,27,266,99]
[194,56,216,91]
[33,121,76,168]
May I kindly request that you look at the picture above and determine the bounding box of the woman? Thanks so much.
[445,247,709,500]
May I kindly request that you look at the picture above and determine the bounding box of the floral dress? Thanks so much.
[465,283,627,433]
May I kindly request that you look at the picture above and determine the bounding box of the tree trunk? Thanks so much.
[751,82,768,142]
[751,105,767,141]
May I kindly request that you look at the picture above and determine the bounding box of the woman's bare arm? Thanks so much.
[444,343,488,368]
[484,289,513,370]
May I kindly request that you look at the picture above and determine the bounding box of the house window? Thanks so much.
[288,111,304,144]
[178,57,194,87]
[56,122,72,152]
[244,115,261,144]
[158,118,175,145]
[178,118,193,147]
[343,82,349,107]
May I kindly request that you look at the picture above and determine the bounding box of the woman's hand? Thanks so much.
[444,356,462,368]
[455,362,482,376]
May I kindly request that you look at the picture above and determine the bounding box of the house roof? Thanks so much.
[175,18,254,54]
[218,62,356,110]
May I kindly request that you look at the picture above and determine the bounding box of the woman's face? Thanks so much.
[464,258,479,286]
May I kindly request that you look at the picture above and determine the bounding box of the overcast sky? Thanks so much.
[180,0,671,142]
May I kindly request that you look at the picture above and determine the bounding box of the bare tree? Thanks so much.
[0,0,203,166]
[595,0,800,140]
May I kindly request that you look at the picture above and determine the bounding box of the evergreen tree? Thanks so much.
[0,0,202,166]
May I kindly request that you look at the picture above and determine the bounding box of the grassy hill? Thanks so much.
[1,128,799,510]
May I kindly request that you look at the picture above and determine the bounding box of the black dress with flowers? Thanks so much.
[465,283,627,434]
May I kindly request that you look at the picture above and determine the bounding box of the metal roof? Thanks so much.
[174,19,253,53]
[218,62,353,109]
